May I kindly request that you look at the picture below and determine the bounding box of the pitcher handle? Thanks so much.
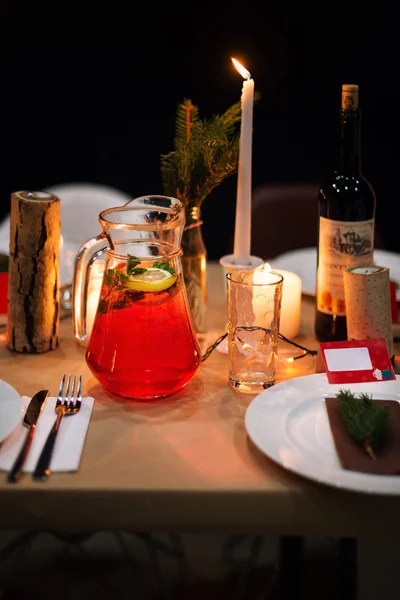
[73,231,108,342]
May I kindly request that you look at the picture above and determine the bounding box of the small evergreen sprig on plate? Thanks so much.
[336,388,390,460]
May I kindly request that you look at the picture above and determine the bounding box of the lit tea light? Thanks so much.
[250,265,283,332]
[252,264,279,285]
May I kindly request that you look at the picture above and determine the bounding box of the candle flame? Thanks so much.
[253,263,273,284]
[231,57,251,80]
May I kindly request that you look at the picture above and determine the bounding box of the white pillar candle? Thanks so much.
[232,58,255,265]
[254,264,302,339]
[276,269,302,339]
[251,266,302,339]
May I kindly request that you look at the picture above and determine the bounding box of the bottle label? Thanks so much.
[317,217,374,316]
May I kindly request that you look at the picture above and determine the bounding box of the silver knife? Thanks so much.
[7,390,49,483]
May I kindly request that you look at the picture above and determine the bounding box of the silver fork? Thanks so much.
[32,373,83,481]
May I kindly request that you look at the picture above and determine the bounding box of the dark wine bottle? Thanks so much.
[315,84,376,342]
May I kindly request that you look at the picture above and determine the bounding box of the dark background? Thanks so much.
[1,1,398,258]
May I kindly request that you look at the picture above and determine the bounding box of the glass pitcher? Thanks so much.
[73,195,202,399]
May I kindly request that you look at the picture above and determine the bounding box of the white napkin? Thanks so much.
[0,395,94,472]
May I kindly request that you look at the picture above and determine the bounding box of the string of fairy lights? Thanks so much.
[200,326,317,363]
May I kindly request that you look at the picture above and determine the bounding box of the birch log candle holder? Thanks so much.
[343,265,394,359]
[7,190,61,353]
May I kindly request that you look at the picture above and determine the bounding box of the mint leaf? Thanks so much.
[152,260,176,275]
[127,255,141,276]
[131,268,148,276]
[104,269,128,287]
[104,269,115,286]
[115,269,129,282]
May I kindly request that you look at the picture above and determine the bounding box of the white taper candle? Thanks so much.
[232,58,254,265]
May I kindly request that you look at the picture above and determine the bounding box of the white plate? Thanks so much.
[271,247,400,300]
[0,379,23,444]
[245,373,400,495]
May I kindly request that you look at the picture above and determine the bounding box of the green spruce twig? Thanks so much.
[336,389,390,459]
[161,94,260,208]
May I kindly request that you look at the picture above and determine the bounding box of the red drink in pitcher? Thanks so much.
[73,195,201,400]
[86,258,201,399]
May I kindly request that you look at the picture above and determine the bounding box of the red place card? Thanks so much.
[320,338,396,384]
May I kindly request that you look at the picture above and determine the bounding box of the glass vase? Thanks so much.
[181,205,207,334]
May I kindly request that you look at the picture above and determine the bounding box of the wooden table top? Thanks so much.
[0,261,399,536]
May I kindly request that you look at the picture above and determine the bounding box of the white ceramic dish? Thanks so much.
[0,379,23,444]
[245,373,400,495]
[271,247,400,301]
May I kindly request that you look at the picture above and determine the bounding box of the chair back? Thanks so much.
[251,182,320,260]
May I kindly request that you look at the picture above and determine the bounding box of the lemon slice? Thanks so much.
[123,268,177,292]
